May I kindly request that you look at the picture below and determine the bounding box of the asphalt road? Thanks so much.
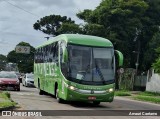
[1,84,160,119]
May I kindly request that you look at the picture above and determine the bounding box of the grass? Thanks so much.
[0,91,16,109]
[138,91,160,96]
[134,95,160,104]
[115,90,131,96]
[115,90,160,104]
[0,92,10,99]
[0,102,16,108]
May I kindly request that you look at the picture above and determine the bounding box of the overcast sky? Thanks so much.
[0,0,101,55]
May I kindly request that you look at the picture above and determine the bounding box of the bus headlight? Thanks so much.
[69,86,76,90]
[108,88,114,93]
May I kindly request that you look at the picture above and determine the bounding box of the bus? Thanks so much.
[34,34,123,105]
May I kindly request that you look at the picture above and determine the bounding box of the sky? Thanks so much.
[0,0,101,55]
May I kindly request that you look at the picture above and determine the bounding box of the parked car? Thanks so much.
[0,71,20,91]
[22,73,34,87]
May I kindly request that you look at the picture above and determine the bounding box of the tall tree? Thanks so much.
[77,0,160,71]
[0,54,7,71]
[141,0,160,70]
[33,14,82,36]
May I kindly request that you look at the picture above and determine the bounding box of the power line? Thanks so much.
[4,0,40,18]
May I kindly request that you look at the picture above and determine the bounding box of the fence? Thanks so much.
[118,68,147,91]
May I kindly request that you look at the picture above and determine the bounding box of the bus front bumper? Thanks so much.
[65,89,114,102]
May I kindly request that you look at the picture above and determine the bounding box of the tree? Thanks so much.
[57,23,82,34]
[0,54,7,71]
[77,0,160,71]
[152,47,160,73]
[33,14,82,36]
[150,31,160,72]
[7,42,35,73]
[141,0,160,70]
[143,31,160,70]
[83,23,106,37]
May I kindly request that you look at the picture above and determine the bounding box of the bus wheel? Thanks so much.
[25,82,28,87]
[39,89,44,95]
[38,80,44,95]
[93,101,100,105]
[56,88,62,103]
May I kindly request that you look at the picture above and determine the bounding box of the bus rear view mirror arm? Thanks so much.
[115,50,123,67]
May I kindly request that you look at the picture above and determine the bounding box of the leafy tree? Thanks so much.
[33,14,82,36]
[0,54,7,70]
[141,0,160,70]
[151,31,160,72]
[7,42,35,73]
[143,31,160,70]
[152,47,160,73]
[83,23,106,37]
[57,23,82,34]
[77,0,160,71]
[0,54,7,60]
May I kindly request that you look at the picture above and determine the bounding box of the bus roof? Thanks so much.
[37,34,113,48]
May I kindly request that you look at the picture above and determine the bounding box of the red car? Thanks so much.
[0,71,20,91]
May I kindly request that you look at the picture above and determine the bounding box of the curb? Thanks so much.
[0,106,15,111]
[0,100,17,111]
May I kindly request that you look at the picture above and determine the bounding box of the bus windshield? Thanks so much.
[67,45,115,85]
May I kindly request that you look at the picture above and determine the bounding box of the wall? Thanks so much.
[146,70,160,93]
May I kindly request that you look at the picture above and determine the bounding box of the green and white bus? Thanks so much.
[34,34,123,105]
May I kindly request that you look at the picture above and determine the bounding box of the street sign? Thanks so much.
[15,46,30,54]
[119,68,124,74]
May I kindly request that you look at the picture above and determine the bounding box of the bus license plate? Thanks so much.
[88,96,96,100]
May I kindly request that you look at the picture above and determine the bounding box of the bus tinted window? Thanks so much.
[35,42,59,63]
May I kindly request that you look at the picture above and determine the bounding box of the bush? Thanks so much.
[115,90,131,96]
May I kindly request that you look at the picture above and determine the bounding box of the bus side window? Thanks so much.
[41,47,44,63]
[51,44,54,62]
[43,47,45,62]
[54,42,58,62]
[43,45,48,62]
[50,42,58,62]
[36,49,39,63]
[39,48,42,63]
[34,49,37,63]
[48,45,52,62]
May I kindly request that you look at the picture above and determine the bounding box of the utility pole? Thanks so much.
[135,40,140,75]
[133,28,141,75]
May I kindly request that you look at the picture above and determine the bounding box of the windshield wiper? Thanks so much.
[95,60,105,84]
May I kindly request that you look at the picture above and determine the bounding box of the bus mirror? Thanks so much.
[115,50,123,67]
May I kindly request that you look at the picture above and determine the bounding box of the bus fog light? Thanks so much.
[108,88,114,93]
[69,86,75,90]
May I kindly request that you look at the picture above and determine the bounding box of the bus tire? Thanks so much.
[17,87,20,91]
[39,89,44,95]
[38,79,44,95]
[55,88,62,103]
[93,101,100,105]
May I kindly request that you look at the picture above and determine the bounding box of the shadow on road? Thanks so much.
[66,101,108,108]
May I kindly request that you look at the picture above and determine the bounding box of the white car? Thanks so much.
[22,73,34,87]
